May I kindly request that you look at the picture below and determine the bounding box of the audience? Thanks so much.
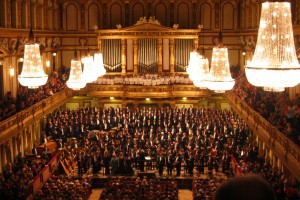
[0,154,48,200]
[99,176,178,200]
[234,71,300,145]
[193,178,225,200]
[34,175,92,200]
[0,71,67,121]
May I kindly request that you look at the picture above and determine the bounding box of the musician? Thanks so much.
[125,154,134,175]
[91,152,100,176]
[57,139,64,149]
[188,152,195,176]
[174,153,182,176]
[138,149,145,172]
[157,152,165,176]
[32,144,38,156]
[166,151,173,176]
[103,150,111,175]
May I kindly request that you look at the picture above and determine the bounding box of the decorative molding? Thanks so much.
[87,84,211,98]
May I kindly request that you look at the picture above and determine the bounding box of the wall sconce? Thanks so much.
[9,68,15,77]
[52,52,57,71]
[19,58,24,62]
[46,60,50,68]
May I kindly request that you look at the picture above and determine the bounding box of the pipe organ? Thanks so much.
[138,38,158,73]
[96,17,199,75]
[174,39,194,72]
[102,39,122,72]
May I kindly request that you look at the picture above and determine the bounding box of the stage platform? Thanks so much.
[88,169,227,189]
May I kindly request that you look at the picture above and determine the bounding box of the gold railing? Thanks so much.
[0,88,74,144]
[225,91,300,180]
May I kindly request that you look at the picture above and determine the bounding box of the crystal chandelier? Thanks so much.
[187,52,198,78]
[245,2,300,91]
[187,25,209,89]
[93,52,106,77]
[206,32,235,93]
[190,54,209,89]
[82,51,98,83]
[18,29,48,89]
[66,51,86,90]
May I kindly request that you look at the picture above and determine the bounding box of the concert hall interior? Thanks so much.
[1,0,300,200]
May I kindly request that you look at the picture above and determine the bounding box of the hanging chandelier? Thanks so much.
[187,51,198,77]
[66,51,86,90]
[93,52,106,77]
[245,2,300,91]
[193,56,209,89]
[18,29,48,89]
[82,50,98,83]
[188,52,209,89]
[206,32,235,93]
[187,25,209,89]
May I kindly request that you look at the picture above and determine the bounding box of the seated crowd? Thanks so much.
[95,73,192,85]
[0,153,49,200]
[99,176,178,200]
[193,178,225,200]
[0,71,67,121]
[234,72,300,145]
[34,175,92,200]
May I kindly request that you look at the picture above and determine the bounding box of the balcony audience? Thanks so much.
[234,71,300,145]
[0,70,67,121]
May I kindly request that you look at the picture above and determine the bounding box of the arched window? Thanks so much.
[66,3,78,30]
[155,3,167,26]
[132,3,144,25]
[110,3,122,29]
[88,3,100,30]
[177,3,189,29]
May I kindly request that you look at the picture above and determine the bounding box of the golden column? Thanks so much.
[97,38,102,53]
[121,39,127,76]
[157,38,163,74]
[169,38,175,74]
[193,38,199,51]
[133,38,138,75]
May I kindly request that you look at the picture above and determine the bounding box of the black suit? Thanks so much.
[166,155,173,175]
[32,147,38,155]
[157,156,165,176]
